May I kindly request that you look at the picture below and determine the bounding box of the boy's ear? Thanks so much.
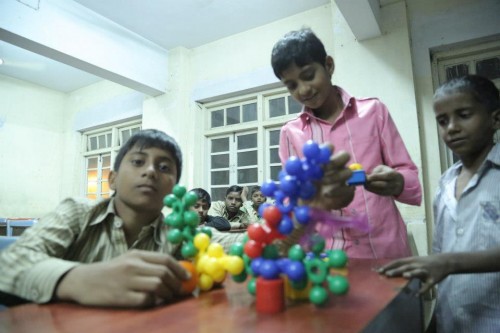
[325,56,335,77]
[492,108,500,130]
[109,170,117,191]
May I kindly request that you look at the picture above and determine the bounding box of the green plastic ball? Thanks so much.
[173,185,186,198]
[232,270,248,283]
[328,275,349,295]
[184,191,198,207]
[166,229,183,244]
[309,286,328,305]
[262,244,279,259]
[247,277,257,295]
[181,242,198,259]
[183,210,199,227]
[163,194,177,207]
[229,242,244,256]
[288,244,306,261]
[328,250,348,268]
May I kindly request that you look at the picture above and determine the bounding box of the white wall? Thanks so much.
[0,74,66,217]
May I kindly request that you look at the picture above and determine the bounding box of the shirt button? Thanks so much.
[31,289,39,299]
[354,239,359,245]
[114,220,123,228]
[456,228,464,236]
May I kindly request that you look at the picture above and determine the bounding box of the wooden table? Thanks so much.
[0,259,422,333]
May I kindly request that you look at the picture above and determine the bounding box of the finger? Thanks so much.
[323,168,353,183]
[121,291,156,308]
[402,268,429,280]
[328,150,350,168]
[135,251,190,280]
[418,280,436,294]
[129,276,175,301]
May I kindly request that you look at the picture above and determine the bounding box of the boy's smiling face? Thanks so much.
[109,145,177,216]
[280,57,334,110]
[433,91,499,161]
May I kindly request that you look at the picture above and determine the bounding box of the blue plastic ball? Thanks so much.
[285,156,302,175]
[294,206,310,225]
[303,140,321,161]
[284,261,306,282]
[299,181,316,200]
[318,145,332,164]
[261,180,277,197]
[280,175,299,196]
[259,259,281,279]
[278,215,294,235]
[250,257,264,276]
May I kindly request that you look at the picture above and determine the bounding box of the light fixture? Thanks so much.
[0,58,4,65]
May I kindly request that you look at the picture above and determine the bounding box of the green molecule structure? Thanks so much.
[163,185,201,259]
[303,236,350,306]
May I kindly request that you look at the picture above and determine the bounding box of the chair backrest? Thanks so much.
[6,219,38,237]
[0,236,18,251]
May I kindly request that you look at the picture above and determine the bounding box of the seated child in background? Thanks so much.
[0,129,190,308]
[271,28,422,259]
[242,185,267,224]
[208,185,251,232]
[378,75,500,333]
[189,188,231,231]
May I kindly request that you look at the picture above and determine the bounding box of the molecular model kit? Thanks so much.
[163,140,369,313]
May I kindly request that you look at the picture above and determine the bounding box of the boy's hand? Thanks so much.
[308,149,354,210]
[377,255,452,294]
[56,250,190,308]
[365,165,404,197]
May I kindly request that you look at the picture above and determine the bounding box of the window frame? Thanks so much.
[81,119,142,200]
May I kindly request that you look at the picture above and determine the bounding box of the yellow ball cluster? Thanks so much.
[193,233,245,291]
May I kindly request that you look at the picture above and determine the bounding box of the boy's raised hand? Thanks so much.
[56,250,190,307]
[309,148,354,210]
[365,165,404,197]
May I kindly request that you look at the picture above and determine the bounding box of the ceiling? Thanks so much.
[0,0,330,93]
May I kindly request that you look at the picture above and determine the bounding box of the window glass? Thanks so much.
[242,103,257,122]
[211,170,229,185]
[288,96,302,114]
[211,137,229,153]
[227,106,240,125]
[238,151,257,167]
[476,57,500,80]
[238,168,258,183]
[211,109,224,128]
[269,97,286,117]
[237,133,257,149]
[211,154,229,169]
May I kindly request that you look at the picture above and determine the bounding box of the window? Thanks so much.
[82,120,141,200]
[433,40,500,171]
[203,89,301,201]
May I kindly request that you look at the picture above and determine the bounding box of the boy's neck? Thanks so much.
[459,142,494,173]
[313,85,344,123]
[113,201,161,246]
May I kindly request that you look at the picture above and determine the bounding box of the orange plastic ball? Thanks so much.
[179,260,198,294]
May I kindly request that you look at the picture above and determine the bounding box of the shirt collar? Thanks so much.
[299,85,357,123]
[89,197,165,246]
[448,142,500,177]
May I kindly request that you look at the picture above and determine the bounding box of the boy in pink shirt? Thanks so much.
[271,28,422,259]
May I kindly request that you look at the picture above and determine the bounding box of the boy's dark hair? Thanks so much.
[190,188,211,208]
[113,129,183,182]
[226,185,243,196]
[271,28,327,79]
[250,185,264,197]
[434,75,500,113]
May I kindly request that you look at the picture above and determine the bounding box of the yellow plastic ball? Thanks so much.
[207,243,225,258]
[194,233,210,252]
[224,256,245,275]
[198,273,214,291]
[204,257,222,276]
[349,163,363,171]
[196,254,209,273]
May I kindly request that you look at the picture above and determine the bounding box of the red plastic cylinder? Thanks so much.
[255,277,285,314]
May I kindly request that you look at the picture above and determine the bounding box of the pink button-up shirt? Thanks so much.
[279,86,421,259]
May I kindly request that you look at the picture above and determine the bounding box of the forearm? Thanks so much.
[440,249,500,275]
